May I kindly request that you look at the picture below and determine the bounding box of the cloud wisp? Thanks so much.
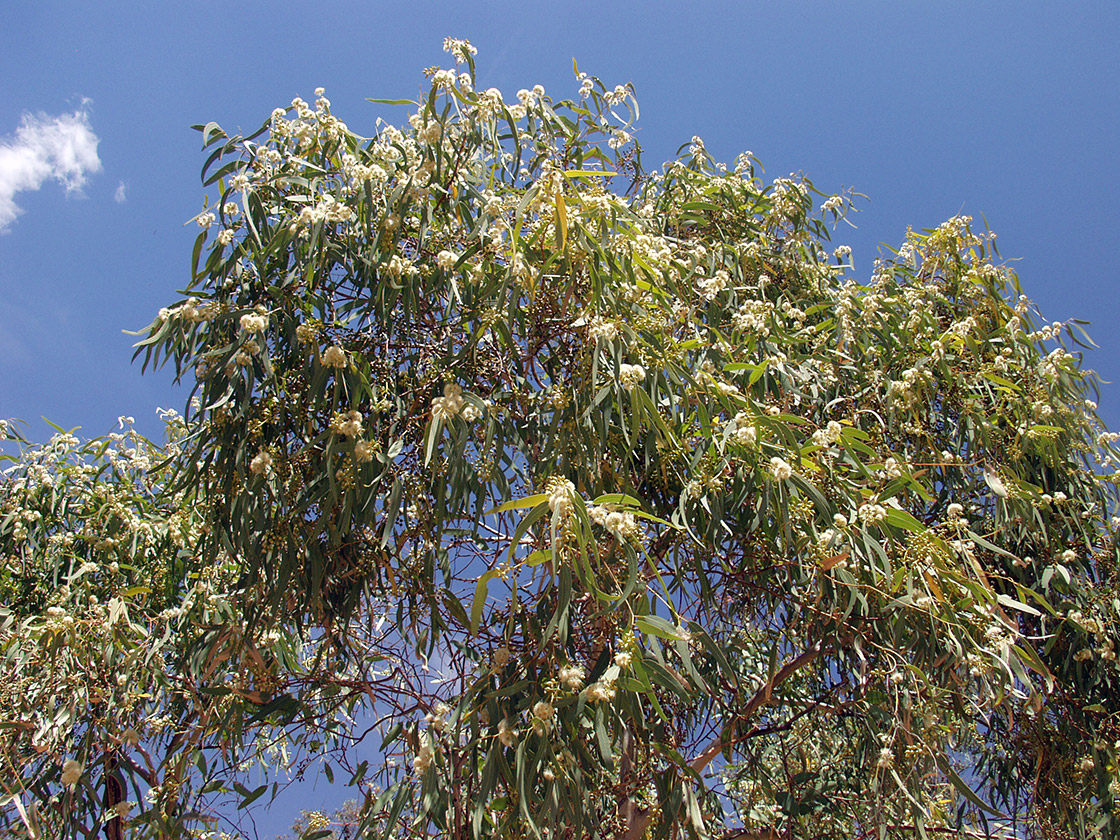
[0,106,102,232]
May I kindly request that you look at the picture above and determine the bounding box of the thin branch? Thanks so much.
[618,641,826,840]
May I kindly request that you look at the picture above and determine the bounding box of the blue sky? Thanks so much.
[2,1,1118,833]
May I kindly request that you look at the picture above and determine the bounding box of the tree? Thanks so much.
[4,38,1120,839]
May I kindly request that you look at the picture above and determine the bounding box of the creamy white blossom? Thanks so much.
[432,383,465,422]
[249,450,272,475]
[559,664,586,690]
[619,363,646,391]
[322,345,348,368]
[770,457,793,481]
[61,758,83,786]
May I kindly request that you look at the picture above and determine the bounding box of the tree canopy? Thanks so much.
[4,39,1120,840]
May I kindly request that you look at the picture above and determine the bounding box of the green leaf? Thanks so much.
[591,493,643,507]
[470,569,502,636]
[935,754,1007,818]
[236,783,268,810]
[198,121,226,147]
[635,614,688,641]
[996,593,1040,616]
[508,500,550,562]
[424,417,442,466]
[884,507,924,532]
[980,371,1020,392]
[485,493,549,516]
[555,192,568,251]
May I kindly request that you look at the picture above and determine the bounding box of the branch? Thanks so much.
[689,642,825,777]
[856,826,1017,840]
[619,642,826,840]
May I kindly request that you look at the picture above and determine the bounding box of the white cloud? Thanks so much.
[0,106,102,232]
[114,181,127,203]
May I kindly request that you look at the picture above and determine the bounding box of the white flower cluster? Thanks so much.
[531,700,555,735]
[732,298,773,335]
[945,503,968,528]
[287,193,355,235]
[385,253,417,279]
[877,746,894,770]
[811,420,844,447]
[619,363,646,391]
[60,758,83,786]
[322,345,348,368]
[1041,346,1074,380]
[159,297,218,324]
[779,299,806,328]
[626,232,672,267]
[887,367,926,406]
[532,700,555,720]
[728,412,757,446]
[547,477,577,519]
[240,312,268,334]
[354,439,376,463]
[559,664,586,690]
[696,269,730,301]
[425,702,452,733]
[412,739,435,774]
[473,87,506,120]
[770,457,793,481]
[341,152,388,188]
[586,679,616,703]
[442,37,478,62]
[516,85,545,108]
[490,646,512,670]
[497,718,517,747]
[589,504,640,541]
[431,69,457,91]
[436,249,459,271]
[431,383,465,422]
[603,84,630,106]
[296,322,319,344]
[1025,319,1069,343]
[770,177,809,220]
[607,128,632,150]
[588,317,618,342]
[403,120,441,154]
[332,410,363,438]
[858,502,888,525]
[250,450,272,476]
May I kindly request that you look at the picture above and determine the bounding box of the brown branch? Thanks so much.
[618,641,826,840]
[103,756,123,840]
[856,826,1016,840]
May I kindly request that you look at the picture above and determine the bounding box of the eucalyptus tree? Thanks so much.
[4,39,1120,840]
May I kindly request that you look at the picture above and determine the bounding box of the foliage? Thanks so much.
[5,39,1120,839]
